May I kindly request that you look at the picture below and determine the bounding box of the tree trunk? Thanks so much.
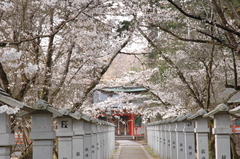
[208,120,215,159]
[0,63,11,94]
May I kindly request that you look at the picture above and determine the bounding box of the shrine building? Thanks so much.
[93,86,148,137]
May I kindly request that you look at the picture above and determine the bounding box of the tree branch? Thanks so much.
[137,24,205,108]
[144,86,171,107]
[0,1,94,47]
[196,29,225,44]
[0,63,11,95]
[211,0,237,45]
[71,32,134,111]
[119,51,150,55]
[49,42,75,104]
[167,0,240,37]
[147,24,235,49]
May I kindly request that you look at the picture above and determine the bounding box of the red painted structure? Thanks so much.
[94,86,147,136]
[129,114,134,135]
[232,118,240,133]
[109,113,135,135]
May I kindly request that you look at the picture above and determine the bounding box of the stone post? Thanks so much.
[182,113,194,159]
[107,124,112,159]
[176,116,185,159]
[56,115,74,159]
[166,121,171,159]
[146,126,150,148]
[0,113,15,159]
[150,124,153,150]
[204,104,232,159]
[56,109,83,159]
[100,124,104,159]
[91,119,97,159]
[83,118,92,159]
[72,117,84,159]
[97,123,102,159]
[162,121,167,159]
[161,120,166,159]
[159,122,164,158]
[31,113,55,159]
[111,124,115,157]
[103,124,108,159]
[109,124,114,159]
[156,122,160,155]
[29,100,62,159]
[151,124,154,150]
[0,88,33,159]
[189,109,209,159]
[153,124,157,155]
[170,118,178,159]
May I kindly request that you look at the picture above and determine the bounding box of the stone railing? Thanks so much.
[56,108,115,159]
[147,103,240,159]
[0,99,115,159]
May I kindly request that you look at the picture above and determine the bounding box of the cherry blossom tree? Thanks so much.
[1,0,239,126]
[94,1,239,157]
[0,0,135,109]
[92,0,240,123]
[0,1,136,156]
[0,0,239,157]
[111,0,240,111]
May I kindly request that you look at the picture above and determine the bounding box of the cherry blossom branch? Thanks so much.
[49,42,75,104]
[143,86,171,107]
[195,29,225,44]
[211,0,237,46]
[0,1,94,47]
[145,24,235,49]
[137,24,205,108]
[67,62,86,85]
[71,32,134,111]
[119,51,150,55]
[167,0,240,37]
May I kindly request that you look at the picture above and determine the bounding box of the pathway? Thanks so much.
[112,140,155,159]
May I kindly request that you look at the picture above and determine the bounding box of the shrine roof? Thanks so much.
[97,86,148,93]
